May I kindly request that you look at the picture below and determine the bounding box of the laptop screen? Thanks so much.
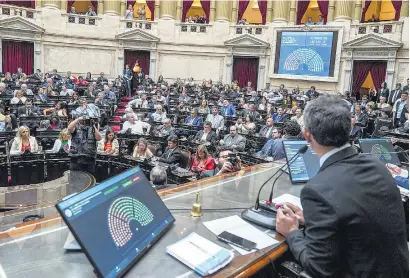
[56,167,175,278]
[283,140,320,183]
[359,138,401,166]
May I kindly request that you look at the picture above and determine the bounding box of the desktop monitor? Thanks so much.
[56,167,175,278]
[359,138,401,166]
[283,140,320,183]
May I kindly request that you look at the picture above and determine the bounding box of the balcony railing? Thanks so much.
[121,19,157,33]
[66,14,102,26]
[178,23,211,34]
[0,4,37,21]
[231,24,268,36]
[350,21,403,42]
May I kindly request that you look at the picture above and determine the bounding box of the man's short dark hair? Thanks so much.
[303,94,351,147]
[282,120,301,137]
[204,121,212,127]
[167,134,179,143]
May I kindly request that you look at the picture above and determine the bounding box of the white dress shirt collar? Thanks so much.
[319,143,351,167]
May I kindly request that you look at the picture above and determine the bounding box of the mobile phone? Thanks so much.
[217,231,257,251]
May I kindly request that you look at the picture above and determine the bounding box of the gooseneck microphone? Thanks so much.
[242,144,308,229]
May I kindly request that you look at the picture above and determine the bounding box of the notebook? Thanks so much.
[166,232,234,276]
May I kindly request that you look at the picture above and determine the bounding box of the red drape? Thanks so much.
[392,0,402,20]
[181,0,194,22]
[297,0,310,25]
[127,0,136,7]
[317,0,329,23]
[90,0,98,13]
[233,57,258,89]
[369,62,387,91]
[200,0,211,23]
[238,0,250,22]
[146,0,155,20]
[67,0,75,12]
[361,0,372,22]
[3,0,34,8]
[352,62,373,95]
[2,40,34,75]
[124,50,150,75]
[257,0,267,25]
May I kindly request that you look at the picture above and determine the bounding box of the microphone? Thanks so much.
[241,144,308,229]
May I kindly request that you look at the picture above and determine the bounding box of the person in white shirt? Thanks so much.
[206,106,225,134]
[151,105,167,122]
[267,91,283,104]
[121,113,151,134]
[10,90,27,104]
[291,108,304,128]
[59,85,73,97]
[20,84,33,96]
[127,94,149,108]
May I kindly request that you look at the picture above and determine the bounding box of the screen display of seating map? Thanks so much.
[275,31,336,77]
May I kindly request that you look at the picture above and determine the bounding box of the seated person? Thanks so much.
[97,127,119,156]
[386,163,409,190]
[75,76,88,86]
[84,84,96,97]
[272,107,287,123]
[103,85,117,103]
[236,115,256,135]
[221,99,236,116]
[128,94,150,108]
[133,138,153,160]
[45,85,57,96]
[201,149,242,178]
[244,104,261,121]
[266,91,283,104]
[10,90,27,104]
[151,105,167,122]
[35,87,49,103]
[150,166,172,190]
[158,135,182,165]
[44,102,68,117]
[97,72,108,84]
[154,118,175,137]
[219,125,246,152]
[185,109,202,126]
[178,89,191,103]
[291,108,304,127]
[350,116,362,144]
[306,86,319,98]
[72,98,101,118]
[20,84,33,96]
[10,126,39,155]
[50,128,71,153]
[40,115,64,130]
[198,99,210,114]
[122,113,151,134]
[193,121,217,144]
[59,85,73,97]
[256,127,282,157]
[190,144,215,174]
[69,92,80,105]
[353,104,368,127]
[17,99,40,117]
[206,106,225,134]
[259,118,274,138]
[95,92,108,106]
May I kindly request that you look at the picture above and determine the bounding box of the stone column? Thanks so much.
[176,0,183,21]
[97,0,104,15]
[386,56,396,90]
[231,0,238,24]
[343,57,353,93]
[400,0,409,18]
[36,0,41,8]
[154,0,160,20]
[104,0,120,15]
[289,0,297,24]
[149,50,157,81]
[215,0,231,22]
[209,0,216,22]
[34,41,41,72]
[257,56,266,91]
[353,0,362,23]
[327,0,335,22]
[266,0,273,23]
[160,1,176,19]
[272,1,289,23]
[118,44,124,77]
[61,0,67,12]
[0,39,2,73]
[226,52,234,85]
[43,0,60,9]
[120,0,126,17]
[335,0,353,22]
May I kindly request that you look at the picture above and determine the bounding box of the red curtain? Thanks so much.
[297,0,310,25]
[352,62,373,95]
[258,0,267,25]
[369,62,387,91]
[181,0,194,22]
[392,0,402,20]
[124,50,150,75]
[127,0,136,7]
[361,0,372,22]
[90,0,98,13]
[3,0,34,8]
[317,0,329,23]
[233,57,258,89]
[238,0,250,22]
[2,40,34,75]
[146,0,155,20]
[67,0,75,12]
[200,0,211,23]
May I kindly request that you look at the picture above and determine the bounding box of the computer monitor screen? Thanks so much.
[283,140,320,183]
[359,138,401,166]
[56,167,175,278]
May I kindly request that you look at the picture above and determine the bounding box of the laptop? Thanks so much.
[358,138,401,166]
[283,140,320,184]
[56,167,175,278]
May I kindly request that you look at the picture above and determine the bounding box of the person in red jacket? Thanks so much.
[75,76,88,86]
[190,144,215,174]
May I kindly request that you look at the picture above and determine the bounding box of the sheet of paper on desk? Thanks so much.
[203,215,278,255]
[271,193,302,210]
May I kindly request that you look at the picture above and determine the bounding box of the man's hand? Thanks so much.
[276,205,299,237]
[219,161,234,174]
[283,202,304,225]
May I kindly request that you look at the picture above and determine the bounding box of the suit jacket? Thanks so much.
[193,130,217,144]
[185,115,202,126]
[206,114,225,130]
[388,89,402,105]
[223,134,246,151]
[221,104,236,117]
[286,147,408,278]
[159,147,182,165]
[349,126,362,143]
[17,106,40,117]
[258,125,273,139]
[355,112,368,127]
[272,113,286,123]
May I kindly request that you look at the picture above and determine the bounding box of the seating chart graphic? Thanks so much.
[283,48,324,72]
[108,197,154,248]
[371,144,392,161]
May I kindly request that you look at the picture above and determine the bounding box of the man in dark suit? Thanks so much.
[193,121,217,145]
[388,83,403,105]
[349,115,362,144]
[276,94,408,278]
[258,117,274,139]
[353,104,368,127]
[159,135,182,166]
[17,99,40,117]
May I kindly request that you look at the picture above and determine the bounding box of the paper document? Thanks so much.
[203,215,278,255]
[271,193,302,210]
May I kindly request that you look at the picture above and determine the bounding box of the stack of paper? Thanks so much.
[271,193,302,210]
[166,232,234,276]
